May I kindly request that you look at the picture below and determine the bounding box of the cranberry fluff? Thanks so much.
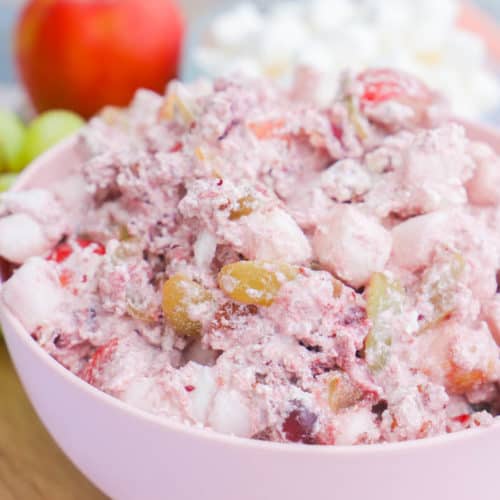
[1,68,500,445]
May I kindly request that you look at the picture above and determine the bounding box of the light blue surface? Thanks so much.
[0,4,20,83]
[476,0,500,18]
[180,0,230,82]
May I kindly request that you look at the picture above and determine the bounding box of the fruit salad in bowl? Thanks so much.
[1,67,500,446]
[1,68,500,500]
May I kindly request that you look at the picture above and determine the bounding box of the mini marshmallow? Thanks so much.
[313,204,392,288]
[0,214,49,264]
[2,257,64,332]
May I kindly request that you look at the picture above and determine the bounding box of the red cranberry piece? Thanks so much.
[76,238,106,255]
[48,242,73,263]
[48,239,106,264]
[357,68,431,106]
[453,414,471,425]
[331,123,343,141]
[282,401,318,443]
[169,141,183,153]
[58,268,73,287]
[81,338,119,386]
[0,257,17,281]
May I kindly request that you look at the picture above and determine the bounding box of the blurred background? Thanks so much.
[0,0,500,113]
[0,0,500,105]
[1,0,500,82]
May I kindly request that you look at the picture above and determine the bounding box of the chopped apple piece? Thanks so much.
[419,253,465,332]
[346,96,368,140]
[365,273,404,371]
[229,195,256,220]
[161,82,197,126]
[328,371,363,413]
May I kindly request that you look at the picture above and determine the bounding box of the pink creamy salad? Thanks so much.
[1,68,500,445]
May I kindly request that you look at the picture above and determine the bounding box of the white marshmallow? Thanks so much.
[313,204,392,288]
[1,257,64,332]
[186,364,218,423]
[194,230,217,269]
[391,211,451,271]
[208,388,252,437]
[467,159,500,206]
[240,208,312,264]
[0,214,49,264]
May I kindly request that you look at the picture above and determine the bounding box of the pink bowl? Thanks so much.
[1,123,500,500]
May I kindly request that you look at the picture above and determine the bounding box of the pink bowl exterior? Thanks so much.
[1,124,500,500]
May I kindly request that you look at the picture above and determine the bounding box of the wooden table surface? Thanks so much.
[0,338,106,500]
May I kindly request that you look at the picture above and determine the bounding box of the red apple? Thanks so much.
[15,0,185,119]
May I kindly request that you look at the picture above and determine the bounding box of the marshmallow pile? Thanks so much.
[192,0,500,119]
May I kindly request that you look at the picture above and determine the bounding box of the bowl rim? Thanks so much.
[1,124,500,456]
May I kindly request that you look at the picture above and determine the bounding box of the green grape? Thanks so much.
[19,110,85,168]
[0,173,17,192]
[0,110,26,173]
